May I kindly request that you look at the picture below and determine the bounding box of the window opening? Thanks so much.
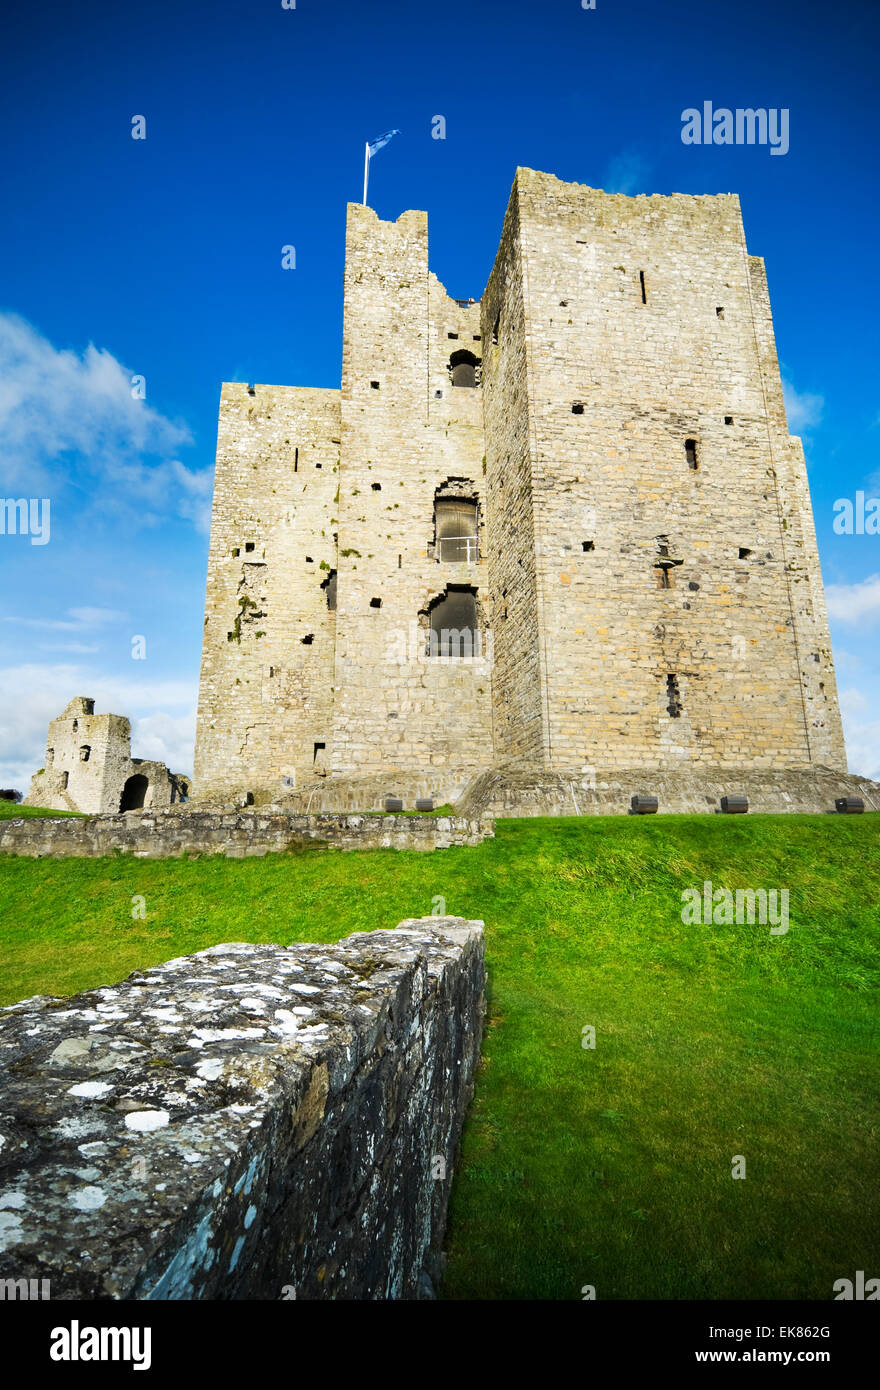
[426,587,479,658]
[435,495,478,563]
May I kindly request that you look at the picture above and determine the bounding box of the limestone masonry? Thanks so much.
[0,808,494,858]
[193,167,847,809]
[26,697,190,815]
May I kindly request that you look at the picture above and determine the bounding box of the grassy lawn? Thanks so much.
[0,801,82,819]
[0,813,877,1299]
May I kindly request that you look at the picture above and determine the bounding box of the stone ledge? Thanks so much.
[457,765,880,818]
[0,917,486,1300]
[0,810,495,858]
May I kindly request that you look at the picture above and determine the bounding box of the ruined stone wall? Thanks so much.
[329,205,494,780]
[0,809,494,858]
[0,918,486,1299]
[25,697,185,815]
[194,386,341,798]
[507,168,842,772]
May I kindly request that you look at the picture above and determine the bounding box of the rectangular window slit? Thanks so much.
[666,673,682,717]
[639,270,647,304]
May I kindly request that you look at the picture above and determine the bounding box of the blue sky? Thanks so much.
[1,0,878,787]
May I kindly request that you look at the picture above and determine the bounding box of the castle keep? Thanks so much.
[193,168,846,808]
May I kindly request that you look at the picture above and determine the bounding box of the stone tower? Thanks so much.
[193,168,846,806]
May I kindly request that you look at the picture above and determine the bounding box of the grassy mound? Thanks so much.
[0,813,876,1299]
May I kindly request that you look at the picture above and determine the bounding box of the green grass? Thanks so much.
[0,813,877,1300]
[0,800,82,819]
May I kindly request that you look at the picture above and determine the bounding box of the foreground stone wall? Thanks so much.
[0,810,494,859]
[0,918,486,1299]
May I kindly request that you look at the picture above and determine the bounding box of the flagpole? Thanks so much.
[363,142,369,206]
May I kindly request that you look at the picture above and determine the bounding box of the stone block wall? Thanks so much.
[482,177,547,763]
[494,169,846,773]
[0,918,486,1300]
[330,205,494,780]
[194,385,342,798]
[0,809,494,859]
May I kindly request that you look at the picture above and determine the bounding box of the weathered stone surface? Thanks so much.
[0,809,494,858]
[0,918,486,1300]
[457,763,880,817]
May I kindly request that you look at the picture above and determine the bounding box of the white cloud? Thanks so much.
[0,312,212,532]
[826,573,880,625]
[832,648,863,674]
[0,663,196,791]
[839,688,868,714]
[602,151,651,196]
[131,709,198,776]
[838,689,880,780]
[782,376,824,434]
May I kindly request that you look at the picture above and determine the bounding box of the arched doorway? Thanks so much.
[448,349,480,388]
[120,774,149,812]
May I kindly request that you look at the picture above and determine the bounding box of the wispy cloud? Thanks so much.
[0,312,212,532]
[782,375,824,434]
[601,150,652,196]
[2,607,127,632]
[37,643,101,654]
